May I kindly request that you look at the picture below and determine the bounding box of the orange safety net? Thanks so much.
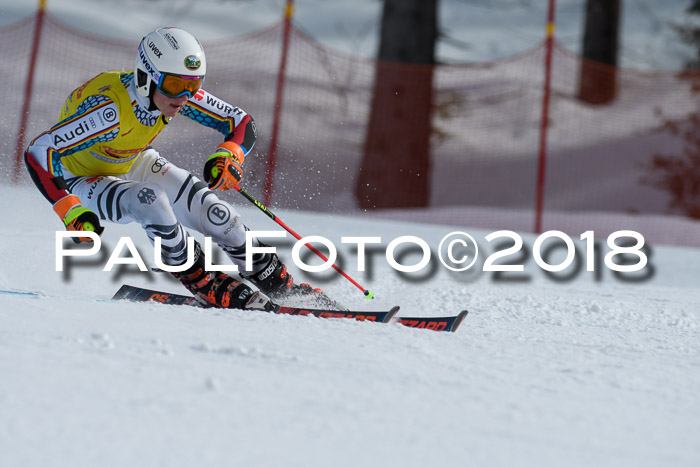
[1,13,699,247]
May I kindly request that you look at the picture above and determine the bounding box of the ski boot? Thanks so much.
[244,253,343,310]
[171,242,276,311]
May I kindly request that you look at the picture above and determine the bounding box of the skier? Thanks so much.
[24,27,328,311]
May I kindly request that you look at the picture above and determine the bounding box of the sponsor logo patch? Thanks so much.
[151,157,168,174]
[102,107,117,122]
[137,187,157,205]
[51,102,119,147]
[184,55,201,71]
[207,203,230,226]
[163,32,180,50]
[147,39,163,58]
[256,256,278,281]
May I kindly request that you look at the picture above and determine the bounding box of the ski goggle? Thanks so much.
[156,73,204,99]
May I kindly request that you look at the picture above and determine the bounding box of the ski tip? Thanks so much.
[447,310,469,333]
[395,309,468,333]
[111,284,133,300]
[382,306,400,323]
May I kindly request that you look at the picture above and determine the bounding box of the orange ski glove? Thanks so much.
[203,141,245,191]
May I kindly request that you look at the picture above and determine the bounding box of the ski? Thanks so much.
[112,284,398,323]
[111,284,467,332]
[0,286,467,333]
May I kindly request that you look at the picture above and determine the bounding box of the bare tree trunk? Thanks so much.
[578,0,621,104]
[356,0,437,209]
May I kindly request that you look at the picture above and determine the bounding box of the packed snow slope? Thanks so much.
[1,184,699,467]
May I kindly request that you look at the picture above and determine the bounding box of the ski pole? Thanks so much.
[233,185,374,299]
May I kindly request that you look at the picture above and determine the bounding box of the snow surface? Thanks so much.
[1,184,699,467]
[2,1,700,466]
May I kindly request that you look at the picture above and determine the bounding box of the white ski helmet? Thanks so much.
[134,27,206,98]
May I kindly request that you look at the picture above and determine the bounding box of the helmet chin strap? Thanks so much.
[147,82,159,112]
[130,72,161,115]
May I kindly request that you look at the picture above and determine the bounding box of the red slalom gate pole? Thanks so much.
[534,0,556,234]
[13,0,47,183]
[233,185,375,299]
[263,0,294,206]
